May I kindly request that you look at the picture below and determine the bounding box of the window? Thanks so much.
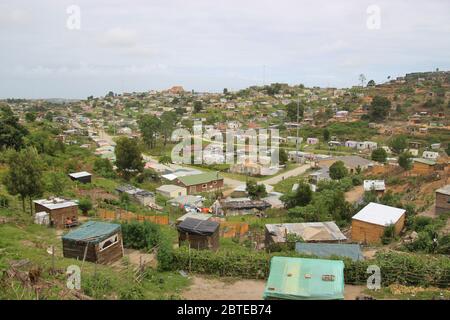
[99,234,118,252]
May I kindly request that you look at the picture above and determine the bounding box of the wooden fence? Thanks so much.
[98,209,169,225]
[219,222,249,239]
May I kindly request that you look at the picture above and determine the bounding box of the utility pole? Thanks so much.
[295,96,300,163]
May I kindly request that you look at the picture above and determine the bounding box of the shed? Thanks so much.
[412,158,436,175]
[263,257,344,300]
[68,171,92,184]
[62,221,123,264]
[295,243,363,261]
[34,198,79,229]
[351,202,406,244]
[435,185,450,214]
[177,218,220,251]
[156,185,187,199]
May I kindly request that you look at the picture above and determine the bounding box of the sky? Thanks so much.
[1,0,449,99]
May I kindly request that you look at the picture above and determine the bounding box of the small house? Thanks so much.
[412,158,436,175]
[435,185,450,214]
[177,217,220,251]
[175,172,224,194]
[363,180,386,194]
[351,202,406,244]
[219,198,272,216]
[116,185,155,207]
[306,137,319,145]
[422,151,439,161]
[62,221,123,264]
[156,185,187,199]
[34,198,79,229]
[263,257,344,300]
[265,222,346,250]
[68,171,92,184]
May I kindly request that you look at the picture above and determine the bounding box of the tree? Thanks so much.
[281,181,312,209]
[367,80,376,87]
[45,171,70,196]
[193,101,203,113]
[368,96,391,122]
[323,128,330,142]
[329,161,348,180]
[398,152,412,170]
[223,88,228,95]
[115,137,144,179]
[246,180,267,200]
[389,135,408,154]
[2,147,44,213]
[371,148,387,163]
[93,158,116,179]
[25,112,37,122]
[138,115,161,149]
[78,198,93,215]
[286,102,304,122]
[0,106,28,150]
[279,148,288,165]
[359,74,366,87]
[160,111,177,146]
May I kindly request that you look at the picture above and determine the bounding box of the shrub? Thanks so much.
[78,197,93,215]
[381,224,396,245]
[121,221,161,251]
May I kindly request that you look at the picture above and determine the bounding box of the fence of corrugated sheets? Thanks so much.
[219,221,249,238]
[98,208,169,225]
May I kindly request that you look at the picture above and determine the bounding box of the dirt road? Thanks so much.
[182,276,366,300]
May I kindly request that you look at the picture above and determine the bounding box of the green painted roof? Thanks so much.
[62,221,121,243]
[413,158,436,166]
[177,172,222,186]
[263,257,345,300]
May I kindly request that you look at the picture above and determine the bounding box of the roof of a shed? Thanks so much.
[263,257,345,300]
[177,172,222,186]
[352,202,405,226]
[62,221,121,243]
[177,218,219,236]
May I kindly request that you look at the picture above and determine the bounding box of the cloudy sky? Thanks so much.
[1,0,449,98]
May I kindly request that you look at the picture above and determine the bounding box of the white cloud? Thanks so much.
[100,27,138,48]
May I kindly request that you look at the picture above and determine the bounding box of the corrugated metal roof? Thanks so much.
[177,172,222,186]
[265,222,347,242]
[62,221,121,243]
[263,257,345,300]
[177,218,219,236]
[295,243,364,261]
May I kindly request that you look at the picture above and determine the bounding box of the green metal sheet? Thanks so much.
[62,221,121,244]
[263,256,345,300]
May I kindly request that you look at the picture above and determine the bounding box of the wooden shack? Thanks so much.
[62,221,123,264]
[435,185,450,214]
[177,217,220,251]
[351,202,405,244]
[33,198,79,229]
[68,171,92,184]
[411,158,436,175]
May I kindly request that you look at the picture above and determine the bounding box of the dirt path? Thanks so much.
[345,185,364,204]
[182,276,367,300]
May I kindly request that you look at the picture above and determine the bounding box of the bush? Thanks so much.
[93,158,116,179]
[157,234,174,272]
[78,197,93,215]
[121,221,161,251]
[82,273,113,299]
[0,195,9,208]
[381,224,396,245]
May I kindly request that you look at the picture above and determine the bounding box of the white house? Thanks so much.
[363,180,386,192]
[422,151,439,160]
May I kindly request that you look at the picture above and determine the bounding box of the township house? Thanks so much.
[115,185,155,207]
[351,202,406,244]
[156,185,187,199]
[319,155,374,174]
[34,198,79,229]
[264,222,346,250]
[62,221,124,265]
[177,217,220,251]
[411,158,436,175]
[363,180,386,195]
[213,198,272,216]
[435,185,450,214]
[175,172,223,195]
[68,171,92,184]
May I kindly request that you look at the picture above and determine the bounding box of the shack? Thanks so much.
[62,221,123,264]
[435,185,450,214]
[219,198,272,216]
[265,222,346,250]
[68,171,92,184]
[351,202,405,244]
[263,257,345,300]
[34,198,79,229]
[177,217,220,251]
